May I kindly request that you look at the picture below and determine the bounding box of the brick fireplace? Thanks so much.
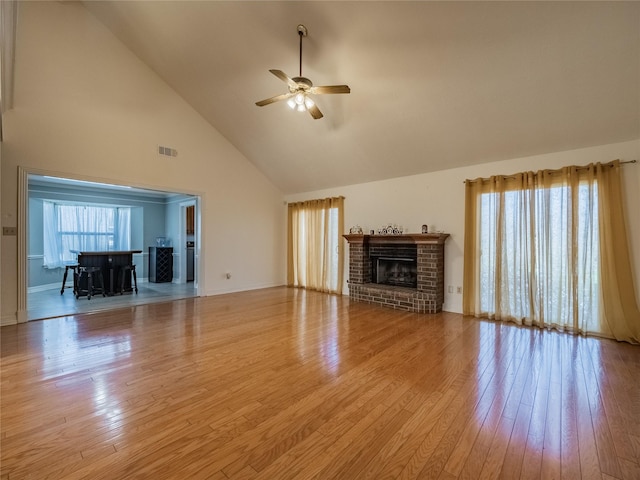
[343,233,450,313]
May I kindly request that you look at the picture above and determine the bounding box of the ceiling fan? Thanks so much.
[255,24,350,120]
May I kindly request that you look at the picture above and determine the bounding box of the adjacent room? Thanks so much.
[1,1,639,479]
[26,174,199,320]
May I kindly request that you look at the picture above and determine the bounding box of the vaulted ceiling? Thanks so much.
[82,1,640,194]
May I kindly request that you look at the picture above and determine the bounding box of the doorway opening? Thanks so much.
[20,169,203,322]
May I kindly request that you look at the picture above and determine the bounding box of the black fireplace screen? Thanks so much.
[375,257,417,288]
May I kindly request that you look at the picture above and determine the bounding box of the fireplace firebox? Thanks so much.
[374,257,417,288]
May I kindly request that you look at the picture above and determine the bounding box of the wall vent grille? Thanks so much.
[158,145,178,157]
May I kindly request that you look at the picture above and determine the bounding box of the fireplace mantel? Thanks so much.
[343,233,449,245]
[343,232,450,313]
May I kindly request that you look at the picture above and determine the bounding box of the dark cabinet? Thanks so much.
[186,205,195,234]
[149,247,173,283]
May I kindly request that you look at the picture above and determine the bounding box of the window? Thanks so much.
[43,201,131,268]
[463,161,640,342]
[287,197,344,294]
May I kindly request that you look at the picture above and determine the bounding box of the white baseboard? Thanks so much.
[1,314,17,326]
[28,282,60,294]
[206,282,284,297]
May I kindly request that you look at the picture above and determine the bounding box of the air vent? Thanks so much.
[158,145,178,157]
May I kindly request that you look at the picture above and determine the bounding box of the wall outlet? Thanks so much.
[457,286,462,294]
[3,227,17,236]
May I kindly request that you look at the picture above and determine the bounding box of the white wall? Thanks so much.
[0,1,286,325]
[286,140,640,314]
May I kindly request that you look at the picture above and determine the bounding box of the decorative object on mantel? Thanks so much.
[349,225,363,234]
[377,224,404,235]
[421,224,428,234]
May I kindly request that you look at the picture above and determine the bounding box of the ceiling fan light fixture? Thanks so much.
[304,96,315,109]
[285,92,314,112]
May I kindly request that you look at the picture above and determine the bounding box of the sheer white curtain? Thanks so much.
[42,201,62,268]
[476,183,598,332]
[43,201,131,268]
[115,208,131,250]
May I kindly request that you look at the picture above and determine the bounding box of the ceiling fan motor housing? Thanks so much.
[291,77,313,91]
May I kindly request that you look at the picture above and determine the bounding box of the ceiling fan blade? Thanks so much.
[309,85,351,95]
[255,92,294,107]
[308,104,323,120]
[269,69,298,89]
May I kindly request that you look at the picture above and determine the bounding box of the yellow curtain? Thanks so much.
[287,196,344,294]
[463,160,640,343]
[596,162,640,342]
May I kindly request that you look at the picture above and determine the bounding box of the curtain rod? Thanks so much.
[463,159,637,184]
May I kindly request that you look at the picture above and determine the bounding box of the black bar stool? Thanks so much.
[119,264,138,294]
[76,266,106,300]
[60,264,79,295]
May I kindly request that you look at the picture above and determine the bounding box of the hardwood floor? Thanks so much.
[2,287,639,479]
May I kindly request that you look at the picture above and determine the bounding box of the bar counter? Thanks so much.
[72,250,142,295]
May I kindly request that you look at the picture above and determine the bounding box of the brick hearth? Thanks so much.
[343,233,450,313]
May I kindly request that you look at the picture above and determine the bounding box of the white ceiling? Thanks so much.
[82,1,640,194]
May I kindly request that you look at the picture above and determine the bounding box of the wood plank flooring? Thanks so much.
[2,287,639,479]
